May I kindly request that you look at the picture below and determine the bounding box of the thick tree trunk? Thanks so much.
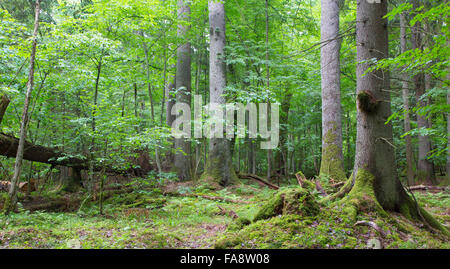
[345,0,446,234]
[201,1,237,187]
[353,0,402,209]
[400,12,415,185]
[174,0,192,181]
[4,0,40,214]
[319,0,346,182]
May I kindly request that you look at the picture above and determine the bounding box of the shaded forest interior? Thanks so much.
[0,0,448,249]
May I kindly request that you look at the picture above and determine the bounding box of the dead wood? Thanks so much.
[217,205,239,219]
[238,173,279,190]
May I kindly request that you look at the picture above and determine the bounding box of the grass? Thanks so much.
[0,178,448,249]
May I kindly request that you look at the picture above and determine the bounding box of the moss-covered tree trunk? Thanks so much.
[319,0,346,182]
[174,0,192,181]
[201,1,237,187]
[347,0,447,234]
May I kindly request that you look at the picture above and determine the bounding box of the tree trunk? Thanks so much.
[4,0,40,215]
[319,0,346,182]
[174,0,192,181]
[353,0,401,209]
[344,0,446,234]
[400,12,415,185]
[0,95,10,126]
[201,1,237,187]
[58,166,82,192]
[275,90,291,176]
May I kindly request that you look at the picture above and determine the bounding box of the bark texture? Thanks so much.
[201,1,237,187]
[174,0,192,181]
[319,0,346,182]
[348,1,447,234]
[354,0,402,209]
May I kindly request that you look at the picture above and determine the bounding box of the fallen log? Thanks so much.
[408,185,449,192]
[238,173,279,190]
[0,133,143,175]
[0,180,36,193]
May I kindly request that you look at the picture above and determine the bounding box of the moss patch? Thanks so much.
[253,188,320,222]
[319,124,346,183]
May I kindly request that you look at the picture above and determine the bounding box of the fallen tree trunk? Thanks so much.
[238,173,279,190]
[0,133,143,175]
[408,185,449,192]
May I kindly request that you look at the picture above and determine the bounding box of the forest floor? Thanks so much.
[0,176,448,249]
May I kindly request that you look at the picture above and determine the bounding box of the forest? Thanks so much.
[0,0,448,250]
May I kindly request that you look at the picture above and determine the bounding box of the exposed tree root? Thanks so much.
[322,175,353,203]
[354,221,387,237]
[333,169,449,237]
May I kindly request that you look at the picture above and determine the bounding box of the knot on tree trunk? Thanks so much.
[357,91,380,113]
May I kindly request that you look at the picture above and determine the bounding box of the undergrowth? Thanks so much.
[0,176,448,249]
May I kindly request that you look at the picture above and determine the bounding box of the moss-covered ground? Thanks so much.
[0,176,448,249]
